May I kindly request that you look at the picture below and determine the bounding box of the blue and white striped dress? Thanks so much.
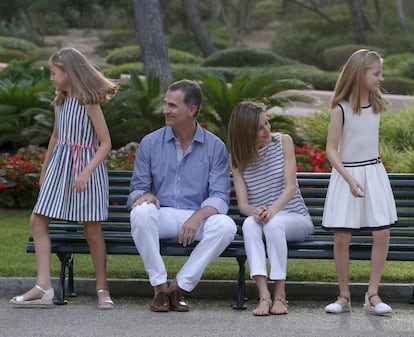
[33,98,109,221]
[243,133,309,217]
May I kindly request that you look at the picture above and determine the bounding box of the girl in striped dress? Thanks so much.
[10,48,117,309]
[228,101,313,316]
[323,49,396,315]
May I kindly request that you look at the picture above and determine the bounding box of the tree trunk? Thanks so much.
[181,0,216,57]
[374,0,384,33]
[397,0,409,35]
[132,0,171,91]
[346,0,368,44]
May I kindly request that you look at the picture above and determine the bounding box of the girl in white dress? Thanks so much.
[322,49,397,315]
[10,48,117,309]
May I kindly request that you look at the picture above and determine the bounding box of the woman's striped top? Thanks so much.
[243,133,309,216]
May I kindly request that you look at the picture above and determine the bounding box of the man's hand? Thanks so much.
[179,217,201,247]
[132,192,160,209]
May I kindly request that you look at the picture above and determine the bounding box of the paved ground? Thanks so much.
[1,278,414,337]
[1,296,414,337]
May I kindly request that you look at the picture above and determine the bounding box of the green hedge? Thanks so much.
[105,45,202,66]
[202,47,296,67]
[382,76,414,95]
[323,44,385,71]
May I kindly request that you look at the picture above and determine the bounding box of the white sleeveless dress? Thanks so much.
[33,98,109,221]
[322,100,397,231]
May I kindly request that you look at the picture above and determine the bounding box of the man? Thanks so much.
[127,79,237,312]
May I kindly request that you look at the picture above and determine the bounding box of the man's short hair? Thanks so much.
[168,79,203,118]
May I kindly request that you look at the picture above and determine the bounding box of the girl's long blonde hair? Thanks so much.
[228,101,267,173]
[330,49,389,114]
[49,47,117,106]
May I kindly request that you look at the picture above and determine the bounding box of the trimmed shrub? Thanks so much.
[105,45,201,66]
[97,29,137,53]
[382,76,414,95]
[0,49,26,62]
[0,36,40,54]
[397,58,414,80]
[168,49,202,65]
[383,53,414,72]
[323,44,385,71]
[105,45,141,65]
[102,62,143,79]
[202,47,296,67]
[0,58,49,82]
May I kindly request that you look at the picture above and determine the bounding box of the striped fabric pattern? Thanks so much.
[33,98,109,221]
[243,133,309,217]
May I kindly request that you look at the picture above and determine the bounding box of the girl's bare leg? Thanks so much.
[83,221,111,307]
[333,231,352,305]
[367,229,390,305]
[12,213,52,300]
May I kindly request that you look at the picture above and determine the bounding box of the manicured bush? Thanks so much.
[397,58,414,80]
[368,33,414,55]
[202,47,296,67]
[323,44,385,71]
[106,45,201,66]
[0,58,49,82]
[256,65,338,90]
[167,48,202,65]
[97,29,137,53]
[105,45,142,65]
[0,49,26,62]
[383,53,414,73]
[272,32,353,70]
[0,36,40,54]
[103,62,143,79]
[382,76,414,95]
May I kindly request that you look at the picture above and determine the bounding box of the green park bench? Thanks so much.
[26,170,414,309]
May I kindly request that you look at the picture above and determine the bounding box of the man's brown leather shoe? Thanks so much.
[150,291,170,312]
[169,289,189,312]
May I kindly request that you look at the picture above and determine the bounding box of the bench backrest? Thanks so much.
[105,170,414,238]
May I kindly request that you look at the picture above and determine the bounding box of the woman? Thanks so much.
[228,101,313,316]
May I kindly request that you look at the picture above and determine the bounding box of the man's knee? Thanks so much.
[213,214,237,240]
[130,203,158,235]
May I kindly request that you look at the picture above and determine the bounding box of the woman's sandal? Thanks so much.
[10,285,54,308]
[270,297,288,315]
[97,289,114,310]
[252,297,272,316]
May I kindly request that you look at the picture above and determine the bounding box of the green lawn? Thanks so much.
[1,209,413,283]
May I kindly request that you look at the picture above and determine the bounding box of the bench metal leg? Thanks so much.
[233,255,247,310]
[67,254,77,297]
[55,252,73,305]
[410,287,414,304]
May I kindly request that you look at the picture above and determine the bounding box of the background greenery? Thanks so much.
[1,209,413,282]
[1,1,414,281]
